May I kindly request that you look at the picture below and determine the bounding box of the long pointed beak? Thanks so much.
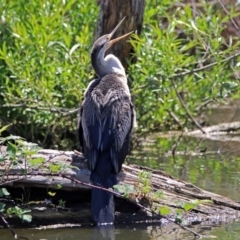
[108,17,126,40]
[108,31,133,46]
[107,17,133,47]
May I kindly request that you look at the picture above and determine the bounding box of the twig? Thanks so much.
[0,152,68,186]
[171,130,184,158]
[171,51,240,78]
[1,170,202,237]
[0,212,17,238]
[166,110,183,129]
[0,104,79,117]
[217,0,240,31]
[0,212,29,240]
[60,174,202,238]
[169,78,206,134]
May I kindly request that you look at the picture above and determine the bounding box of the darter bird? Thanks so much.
[78,17,134,225]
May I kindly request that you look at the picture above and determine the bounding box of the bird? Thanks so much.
[78,17,134,225]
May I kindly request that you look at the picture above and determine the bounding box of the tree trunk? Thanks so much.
[95,0,145,68]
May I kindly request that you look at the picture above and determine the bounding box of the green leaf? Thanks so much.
[182,202,196,211]
[49,164,61,173]
[69,43,81,56]
[158,206,170,215]
[153,190,164,200]
[1,188,10,196]
[175,213,183,224]
[114,184,135,198]
[21,214,32,223]
[0,154,5,162]
[21,209,31,214]
[48,191,56,196]
[6,142,17,157]
[0,202,6,212]
[5,136,23,141]
[0,124,12,135]
[28,157,45,166]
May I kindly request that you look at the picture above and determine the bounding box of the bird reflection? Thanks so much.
[91,225,115,240]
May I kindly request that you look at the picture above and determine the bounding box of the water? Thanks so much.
[1,134,240,239]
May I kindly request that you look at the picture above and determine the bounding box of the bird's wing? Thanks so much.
[79,76,134,173]
[102,93,134,173]
[78,79,102,170]
[78,106,84,151]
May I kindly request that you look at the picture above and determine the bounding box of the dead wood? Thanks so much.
[95,0,145,68]
[186,121,240,136]
[0,147,240,226]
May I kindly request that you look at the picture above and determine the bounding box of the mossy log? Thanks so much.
[0,147,240,226]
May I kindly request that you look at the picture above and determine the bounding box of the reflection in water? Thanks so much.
[91,225,115,240]
[130,135,240,201]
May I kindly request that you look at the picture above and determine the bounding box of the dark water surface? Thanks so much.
[1,135,240,240]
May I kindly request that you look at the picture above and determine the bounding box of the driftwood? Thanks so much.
[186,121,240,136]
[0,146,240,227]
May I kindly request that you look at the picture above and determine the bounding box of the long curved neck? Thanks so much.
[91,48,125,78]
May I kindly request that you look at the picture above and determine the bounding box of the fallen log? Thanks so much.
[0,147,240,227]
[186,121,240,136]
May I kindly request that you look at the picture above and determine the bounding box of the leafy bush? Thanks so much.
[0,0,239,149]
[0,0,98,148]
[129,0,240,132]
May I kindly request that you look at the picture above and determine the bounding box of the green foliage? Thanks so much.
[58,199,66,208]
[0,188,10,197]
[0,127,76,176]
[0,0,98,148]
[130,0,240,132]
[137,170,152,195]
[175,199,213,224]
[0,134,40,171]
[158,205,170,215]
[153,190,164,200]
[0,188,32,222]
[114,170,154,200]
[48,191,56,197]
[6,206,32,223]
[114,184,135,198]
[115,169,166,215]
[179,199,212,212]
[0,128,77,224]
[1,0,240,148]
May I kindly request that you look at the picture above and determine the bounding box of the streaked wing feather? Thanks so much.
[79,74,134,173]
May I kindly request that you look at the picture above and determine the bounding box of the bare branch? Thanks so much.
[171,51,240,78]
[169,77,206,134]
[0,212,29,240]
[217,0,240,31]
[0,104,79,116]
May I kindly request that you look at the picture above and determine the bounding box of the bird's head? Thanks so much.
[91,17,133,77]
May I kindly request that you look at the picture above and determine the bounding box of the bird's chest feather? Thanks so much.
[91,78,124,110]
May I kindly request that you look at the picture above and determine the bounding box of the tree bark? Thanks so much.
[95,0,145,68]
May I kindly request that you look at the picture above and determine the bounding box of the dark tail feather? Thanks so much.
[90,171,117,224]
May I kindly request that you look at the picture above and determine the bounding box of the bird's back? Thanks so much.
[79,73,133,175]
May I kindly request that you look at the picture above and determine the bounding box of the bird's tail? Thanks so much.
[90,171,117,225]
